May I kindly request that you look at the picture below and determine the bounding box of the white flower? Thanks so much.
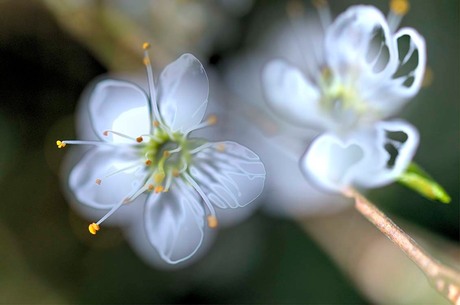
[262,4,425,192]
[58,45,265,264]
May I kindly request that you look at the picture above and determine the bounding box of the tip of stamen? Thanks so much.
[207,215,218,229]
[145,160,152,166]
[312,0,328,8]
[143,42,151,50]
[172,169,180,177]
[390,0,409,15]
[95,178,102,185]
[154,185,164,193]
[207,115,218,125]
[136,136,143,143]
[103,131,109,136]
[286,0,305,18]
[163,151,170,157]
[216,143,225,152]
[148,184,154,191]
[88,223,100,235]
[56,140,66,149]
[153,121,160,127]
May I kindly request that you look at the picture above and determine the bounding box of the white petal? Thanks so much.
[144,179,205,264]
[190,141,266,209]
[354,120,419,187]
[157,54,209,133]
[69,147,146,209]
[89,80,150,143]
[262,60,323,129]
[325,5,398,80]
[300,133,366,192]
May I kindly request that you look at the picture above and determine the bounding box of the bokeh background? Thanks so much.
[0,0,458,303]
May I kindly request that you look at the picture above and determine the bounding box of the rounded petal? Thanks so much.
[69,147,146,209]
[190,141,266,209]
[157,54,209,133]
[89,79,150,143]
[300,133,366,192]
[354,120,419,187]
[262,60,323,129]
[325,5,398,79]
[144,179,205,264]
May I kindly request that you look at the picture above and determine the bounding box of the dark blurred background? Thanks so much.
[0,0,458,303]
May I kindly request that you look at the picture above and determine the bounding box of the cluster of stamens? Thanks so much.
[57,42,220,236]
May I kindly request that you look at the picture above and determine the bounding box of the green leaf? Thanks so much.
[398,163,451,204]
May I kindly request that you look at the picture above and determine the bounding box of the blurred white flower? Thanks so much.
[262,4,425,192]
[58,47,265,264]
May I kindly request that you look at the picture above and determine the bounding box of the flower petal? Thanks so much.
[69,147,146,209]
[325,5,398,80]
[89,79,150,143]
[157,54,209,133]
[190,141,266,209]
[262,60,322,129]
[144,179,205,264]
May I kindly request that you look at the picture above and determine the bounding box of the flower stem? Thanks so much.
[344,188,460,304]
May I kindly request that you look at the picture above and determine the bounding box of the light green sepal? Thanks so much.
[398,163,451,204]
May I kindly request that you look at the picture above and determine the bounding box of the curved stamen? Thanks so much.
[143,43,164,130]
[183,172,218,229]
[184,115,218,136]
[56,140,112,148]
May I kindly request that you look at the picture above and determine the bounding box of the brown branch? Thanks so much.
[344,188,460,305]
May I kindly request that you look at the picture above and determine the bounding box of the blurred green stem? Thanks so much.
[344,188,460,305]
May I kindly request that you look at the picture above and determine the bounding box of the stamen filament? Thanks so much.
[143,42,164,129]
[189,143,213,155]
[184,115,218,136]
[103,130,138,142]
[56,140,112,147]
[95,199,126,226]
[183,172,217,228]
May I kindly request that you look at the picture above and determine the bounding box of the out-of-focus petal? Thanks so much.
[262,60,323,129]
[89,80,151,143]
[144,179,205,264]
[69,147,146,209]
[157,54,209,133]
[190,141,265,209]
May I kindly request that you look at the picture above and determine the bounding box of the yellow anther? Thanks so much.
[154,172,165,184]
[88,223,100,235]
[216,143,225,152]
[145,159,152,166]
[56,140,66,149]
[154,185,164,193]
[163,151,170,157]
[142,42,151,50]
[172,169,180,177]
[207,215,218,229]
[136,136,143,143]
[153,121,160,127]
[207,114,218,125]
[312,0,327,8]
[148,184,154,191]
[390,0,409,15]
[95,179,102,185]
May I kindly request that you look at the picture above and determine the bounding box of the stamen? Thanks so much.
[95,179,102,185]
[88,223,100,235]
[154,172,165,184]
[103,130,138,142]
[94,199,126,227]
[422,67,433,87]
[207,114,218,125]
[163,169,174,192]
[189,143,213,155]
[154,185,164,193]
[148,184,154,191]
[207,215,218,229]
[143,42,163,128]
[172,168,180,177]
[216,143,226,152]
[183,172,217,227]
[145,160,152,166]
[286,0,305,18]
[136,136,143,143]
[312,0,332,30]
[184,115,219,135]
[153,120,160,127]
[390,0,409,15]
[56,140,66,148]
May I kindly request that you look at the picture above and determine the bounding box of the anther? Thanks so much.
[207,114,218,125]
[216,143,225,152]
[148,184,154,191]
[88,223,100,235]
[145,160,152,166]
[163,151,170,157]
[312,0,327,8]
[143,42,151,50]
[56,140,66,149]
[172,169,180,177]
[153,121,160,127]
[103,131,109,136]
[154,185,164,193]
[207,215,218,229]
[286,0,305,18]
[95,179,102,185]
[390,0,409,15]
[136,136,143,143]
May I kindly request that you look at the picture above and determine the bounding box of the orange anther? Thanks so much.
[88,223,100,235]
[207,215,218,229]
[95,179,102,185]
